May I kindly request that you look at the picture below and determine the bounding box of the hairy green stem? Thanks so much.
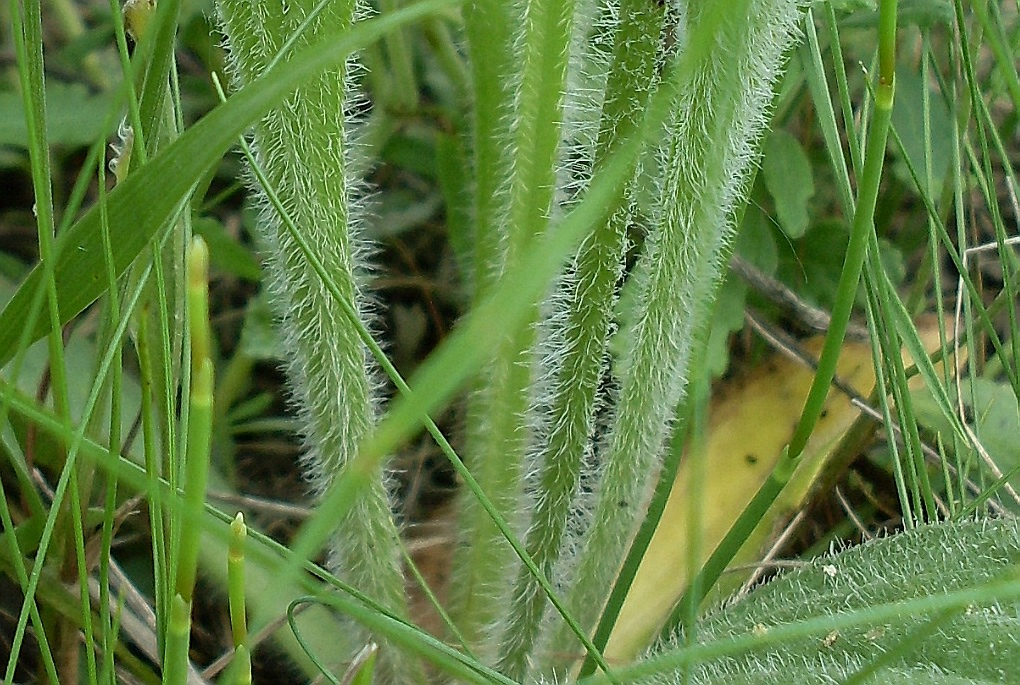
[654,0,896,653]
[216,1,418,681]
[496,1,665,677]
[452,0,577,648]
[543,0,805,672]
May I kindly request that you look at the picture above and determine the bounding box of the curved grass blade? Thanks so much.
[0,0,459,366]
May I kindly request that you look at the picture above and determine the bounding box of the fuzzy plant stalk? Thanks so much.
[450,0,518,640]
[445,0,518,644]
[540,0,806,673]
[215,1,415,680]
[450,0,578,648]
[494,0,666,678]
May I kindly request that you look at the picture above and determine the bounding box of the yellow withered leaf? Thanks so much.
[606,320,947,661]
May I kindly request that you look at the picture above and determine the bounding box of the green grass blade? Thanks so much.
[0,0,460,366]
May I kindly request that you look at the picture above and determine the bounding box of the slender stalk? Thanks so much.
[174,240,214,605]
[496,2,665,677]
[452,0,578,649]
[97,164,123,685]
[228,513,252,685]
[786,0,897,465]
[7,0,76,680]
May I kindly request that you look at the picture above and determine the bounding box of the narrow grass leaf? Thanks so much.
[0,0,460,365]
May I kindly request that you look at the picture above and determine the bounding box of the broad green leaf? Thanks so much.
[0,82,112,148]
[763,129,814,239]
[0,0,459,365]
[651,518,1020,684]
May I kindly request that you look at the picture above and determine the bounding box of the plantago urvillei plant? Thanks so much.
[4,0,1020,682]
[215,0,808,681]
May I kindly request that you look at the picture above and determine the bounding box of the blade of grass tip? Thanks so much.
[227,514,253,685]
[228,513,248,650]
[227,644,252,685]
[0,0,460,366]
[163,593,192,685]
[0,375,521,685]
